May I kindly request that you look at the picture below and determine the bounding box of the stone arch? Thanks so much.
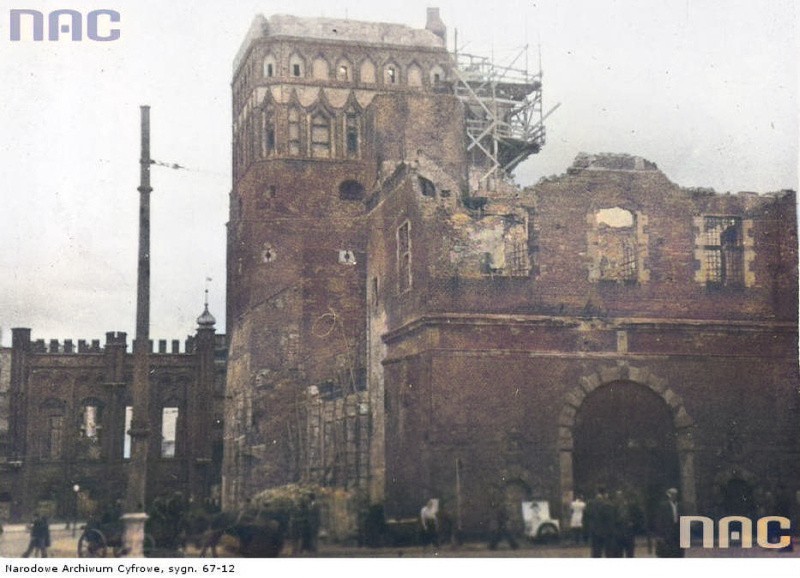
[335,57,353,82]
[557,365,697,522]
[311,55,330,80]
[382,60,401,86]
[288,52,306,78]
[430,64,446,87]
[359,58,376,84]
[406,62,423,87]
[263,53,277,78]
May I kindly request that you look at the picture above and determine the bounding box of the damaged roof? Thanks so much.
[234,13,445,72]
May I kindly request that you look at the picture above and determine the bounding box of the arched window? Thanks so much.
[430,65,446,86]
[345,108,360,157]
[39,398,66,460]
[359,59,376,84]
[312,57,330,80]
[407,63,423,87]
[288,107,302,156]
[161,406,179,458]
[310,111,332,158]
[384,62,399,85]
[289,53,305,78]
[263,108,276,156]
[263,54,277,78]
[78,398,103,460]
[336,58,352,81]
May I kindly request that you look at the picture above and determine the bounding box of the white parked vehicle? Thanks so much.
[522,500,560,542]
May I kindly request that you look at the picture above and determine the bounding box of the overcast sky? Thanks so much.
[0,0,796,346]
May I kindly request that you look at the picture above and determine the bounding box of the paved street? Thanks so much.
[1,523,797,559]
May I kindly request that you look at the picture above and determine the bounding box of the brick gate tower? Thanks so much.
[223,10,463,506]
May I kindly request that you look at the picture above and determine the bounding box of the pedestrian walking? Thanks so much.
[488,502,518,551]
[569,495,586,544]
[654,487,684,558]
[584,487,615,557]
[420,499,439,547]
[21,512,50,558]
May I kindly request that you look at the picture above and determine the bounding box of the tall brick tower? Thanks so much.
[223,10,459,506]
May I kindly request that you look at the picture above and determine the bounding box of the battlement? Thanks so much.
[24,335,196,355]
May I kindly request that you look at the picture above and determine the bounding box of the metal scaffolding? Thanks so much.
[453,46,554,186]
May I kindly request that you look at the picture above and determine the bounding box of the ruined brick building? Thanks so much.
[0,308,227,522]
[224,9,799,534]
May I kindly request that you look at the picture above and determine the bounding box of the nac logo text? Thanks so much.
[10,9,120,42]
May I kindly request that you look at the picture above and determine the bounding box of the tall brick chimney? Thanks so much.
[425,7,446,44]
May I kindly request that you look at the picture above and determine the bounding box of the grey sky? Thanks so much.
[0,0,796,345]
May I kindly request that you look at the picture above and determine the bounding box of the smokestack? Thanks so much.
[425,7,446,44]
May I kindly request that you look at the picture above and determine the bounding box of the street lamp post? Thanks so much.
[121,105,153,557]
[72,484,80,537]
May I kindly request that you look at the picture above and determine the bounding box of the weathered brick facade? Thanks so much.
[0,314,226,522]
[226,11,799,537]
[367,153,798,533]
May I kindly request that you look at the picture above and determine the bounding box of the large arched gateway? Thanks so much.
[558,366,697,525]
[573,380,679,522]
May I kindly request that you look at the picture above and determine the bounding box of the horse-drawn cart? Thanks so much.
[77,519,155,557]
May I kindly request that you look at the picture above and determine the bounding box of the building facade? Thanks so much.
[225,10,799,535]
[0,309,226,522]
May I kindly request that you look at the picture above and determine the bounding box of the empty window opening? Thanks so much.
[161,407,179,458]
[82,405,99,439]
[123,406,132,459]
[594,208,638,283]
[703,216,744,286]
[597,207,634,228]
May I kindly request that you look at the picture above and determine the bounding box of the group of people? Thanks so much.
[573,486,683,558]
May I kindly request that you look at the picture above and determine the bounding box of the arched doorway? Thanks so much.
[572,380,680,527]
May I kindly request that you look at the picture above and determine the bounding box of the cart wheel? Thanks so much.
[78,529,108,557]
[143,534,156,557]
[537,523,560,544]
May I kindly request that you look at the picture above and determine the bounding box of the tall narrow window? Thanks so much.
[702,216,743,286]
[83,405,98,439]
[123,406,132,459]
[263,110,276,156]
[385,65,397,85]
[288,107,302,156]
[345,111,359,157]
[263,54,277,78]
[397,221,412,292]
[289,54,305,78]
[593,207,638,283]
[161,407,179,458]
[311,112,332,158]
[47,416,64,460]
